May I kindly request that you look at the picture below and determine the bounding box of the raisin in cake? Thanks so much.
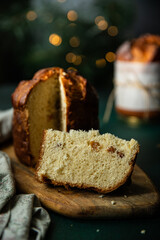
[36,129,139,193]
[12,68,99,166]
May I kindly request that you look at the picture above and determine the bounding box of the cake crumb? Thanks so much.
[96,229,100,233]
[124,195,128,198]
[111,200,116,205]
[99,195,105,198]
[140,229,146,234]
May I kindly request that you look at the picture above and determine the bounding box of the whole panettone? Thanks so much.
[116,34,160,62]
[12,67,99,166]
[114,34,160,119]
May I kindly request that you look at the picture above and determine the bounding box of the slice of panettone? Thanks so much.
[36,129,139,193]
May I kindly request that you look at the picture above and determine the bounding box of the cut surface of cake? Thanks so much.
[36,129,139,193]
[12,67,98,166]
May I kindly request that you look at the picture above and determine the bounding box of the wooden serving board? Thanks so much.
[1,144,160,219]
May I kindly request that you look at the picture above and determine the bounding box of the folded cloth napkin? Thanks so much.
[0,151,51,240]
[0,108,13,143]
[0,108,51,240]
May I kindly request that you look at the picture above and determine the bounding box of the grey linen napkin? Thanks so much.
[0,109,51,240]
[0,151,51,240]
[0,108,13,143]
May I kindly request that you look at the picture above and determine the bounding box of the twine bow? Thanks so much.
[103,74,160,123]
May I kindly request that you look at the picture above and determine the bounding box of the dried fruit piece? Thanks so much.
[90,141,101,152]
[117,151,125,158]
[56,143,64,148]
[107,146,116,153]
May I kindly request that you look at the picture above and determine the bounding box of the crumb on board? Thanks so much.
[124,195,128,198]
[140,229,146,234]
[111,200,116,205]
[98,195,105,198]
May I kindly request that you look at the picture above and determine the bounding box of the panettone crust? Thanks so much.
[12,108,32,165]
[116,34,160,62]
[12,67,99,166]
[63,69,99,131]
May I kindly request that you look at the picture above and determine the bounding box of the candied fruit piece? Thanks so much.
[90,141,101,152]
[107,146,116,153]
[117,151,125,158]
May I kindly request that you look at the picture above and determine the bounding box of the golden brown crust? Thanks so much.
[11,68,60,166]
[61,69,99,131]
[36,147,139,194]
[12,79,38,109]
[12,67,61,109]
[33,67,61,81]
[12,67,99,166]
[35,130,47,171]
[12,108,32,166]
[116,34,160,62]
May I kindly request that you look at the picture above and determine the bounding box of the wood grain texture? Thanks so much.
[1,144,160,219]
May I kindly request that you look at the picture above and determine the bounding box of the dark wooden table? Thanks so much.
[1,85,160,240]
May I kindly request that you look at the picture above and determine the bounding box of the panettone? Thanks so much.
[12,67,99,166]
[116,34,160,62]
[114,34,160,119]
[36,129,139,193]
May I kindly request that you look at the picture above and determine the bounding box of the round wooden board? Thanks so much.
[1,144,160,219]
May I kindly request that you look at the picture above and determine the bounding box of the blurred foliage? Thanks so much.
[0,0,134,88]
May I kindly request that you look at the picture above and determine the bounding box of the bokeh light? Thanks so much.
[66,53,82,65]
[69,36,80,47]
[73,55,82,65]
[67,10,78,21]
[66,52,77,63]
[26,11,37,21]
[96,58,106,68]
[127,116,141,126]
[49,34,62,46]
[97,20,108,30]
[42,13,53,23]
[95,16,108,30]
[105,52,116,62]
[69,23,77,27]
[67,67,77,71]
[108,26,118,36]
[95,16,104,25]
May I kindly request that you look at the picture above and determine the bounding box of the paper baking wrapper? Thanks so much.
[114,61,160,111]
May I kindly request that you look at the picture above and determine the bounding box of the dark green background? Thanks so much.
[0,0,160,90]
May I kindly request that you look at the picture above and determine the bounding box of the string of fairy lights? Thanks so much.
[25,1,118,69]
